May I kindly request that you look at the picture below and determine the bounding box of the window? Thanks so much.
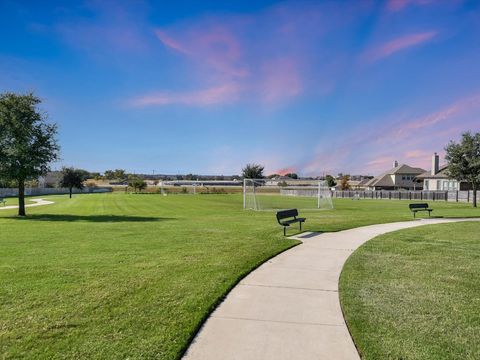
[425,180,429,190]
[437,180,441,190]
[443,181,449,190]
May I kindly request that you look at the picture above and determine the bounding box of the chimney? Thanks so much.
[431,153,439,175]
[393,160,398,168]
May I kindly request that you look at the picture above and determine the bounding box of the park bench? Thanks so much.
[0,198,6,206]
[276,209,306,236]
[409,203,433,218]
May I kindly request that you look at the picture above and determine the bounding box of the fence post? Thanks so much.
[456,191,459,202]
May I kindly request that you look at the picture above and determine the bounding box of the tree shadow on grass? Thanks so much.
[10,214,175,223]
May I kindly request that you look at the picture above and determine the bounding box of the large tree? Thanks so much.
[445,131,480,207]
[0,92,59,216]
[242,163,265,179]
[59,167,86,198]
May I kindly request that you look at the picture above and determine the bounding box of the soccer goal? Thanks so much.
[243,179,334,210]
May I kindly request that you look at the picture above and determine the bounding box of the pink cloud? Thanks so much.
[134,1,366,108]
[155,30,191,55]
[55,1,150,57]
[130,83,241,107]
[392,94,480,139]
[296,93,480,176]
[275,167,297,176]
[404,149,432,159]
[366,31,437,62]
[259,58,303,103]
[387,0,434,12]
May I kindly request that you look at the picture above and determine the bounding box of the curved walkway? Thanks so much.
[183,218,480,360]
[0,198,54,211]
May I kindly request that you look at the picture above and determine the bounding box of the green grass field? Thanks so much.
[340,222,480,360]
[1,193,479,359]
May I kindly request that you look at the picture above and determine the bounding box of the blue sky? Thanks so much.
[1,0,479,176]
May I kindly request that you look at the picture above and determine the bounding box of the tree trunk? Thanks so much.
[69,187,72,198]
[18,179,26,216]
[473,183,477,208]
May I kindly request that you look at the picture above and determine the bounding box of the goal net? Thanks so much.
[243,179,333,210]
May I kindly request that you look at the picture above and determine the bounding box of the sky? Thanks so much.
[1,0,480,176]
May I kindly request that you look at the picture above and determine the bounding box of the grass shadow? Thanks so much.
[10,214,174,223]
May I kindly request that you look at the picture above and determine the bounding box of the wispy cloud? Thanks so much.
[130,83,241,107]
[296,93,480,175]
[365,31,437,62]
[387,0,434,12]
[55,1,151,57]
[129,1,368,108]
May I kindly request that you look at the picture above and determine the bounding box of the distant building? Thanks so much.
[416,153,472,191]
[38,171,62,188]
[365,161,426,190]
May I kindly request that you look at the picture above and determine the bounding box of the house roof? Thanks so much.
[365,164,426,188]
[416,165,450,180]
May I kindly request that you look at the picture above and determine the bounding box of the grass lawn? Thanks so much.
[340,221,480,360]
[1,193,479,359]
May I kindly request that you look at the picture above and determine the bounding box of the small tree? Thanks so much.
[113,169,126,180]
[285,173,298,179]
[59,167,86,198]
[340,175,350,190]
[242,163,264,179]
[128,178,147,193]
[0,92,60,216]
[104,170,115,180]
[325,175,337,188]
[445,131,480,207]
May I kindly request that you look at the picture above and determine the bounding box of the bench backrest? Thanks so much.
[409,203,429,210]
[276,209,298,222]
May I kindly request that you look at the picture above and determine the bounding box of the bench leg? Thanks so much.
[299,221,302,232]
[284,226,286,236]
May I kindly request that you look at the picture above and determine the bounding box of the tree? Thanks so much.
[128,177,147,193]
[325,175,337,188]
[285,173,298,179]
[445,131,480,207]
[340,175,350,190]
[242,163,265,179]
[0,92,59,216]
[59,167,86,198]
[104,170,115,180]
[113,169,126,180]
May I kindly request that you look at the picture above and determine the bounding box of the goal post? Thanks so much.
[243,178,333,211]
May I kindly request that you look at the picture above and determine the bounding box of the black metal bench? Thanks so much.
[0,197,5,206]
[409,203,433,218]
[276,209,306,236]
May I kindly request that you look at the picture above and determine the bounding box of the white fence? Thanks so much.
[0,187,112,197]
[333,190,479,203]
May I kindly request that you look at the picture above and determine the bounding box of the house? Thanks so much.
[416,153,472,191]
[38,171,62,188]
[365,161,426,190]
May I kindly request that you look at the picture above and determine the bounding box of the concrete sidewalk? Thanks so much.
[183,218,480,360]
[0,198,54,211]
